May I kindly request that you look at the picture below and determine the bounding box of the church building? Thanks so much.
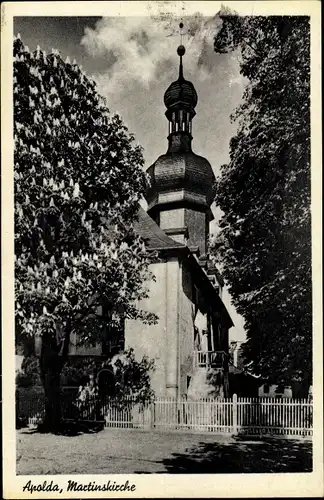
[27,41,234,400]
[125,44,233,399]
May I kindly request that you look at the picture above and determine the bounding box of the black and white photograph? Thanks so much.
[2,1,323,498]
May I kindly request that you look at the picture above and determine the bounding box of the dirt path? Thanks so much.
[17,428,312,474]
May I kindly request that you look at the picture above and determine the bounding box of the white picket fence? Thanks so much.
[101,395,313,438]
[235,396,313,437]
[152,397,234,433]
[102,399,152,429]
[17,393,313,438]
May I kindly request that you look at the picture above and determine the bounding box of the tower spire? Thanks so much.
[163,21,198,151]
[177,44,185,81]
[146,20,215,257]
[178,22,185,80]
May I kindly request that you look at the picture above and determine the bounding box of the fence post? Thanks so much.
[150,400,155,429]
[233,393,238,435]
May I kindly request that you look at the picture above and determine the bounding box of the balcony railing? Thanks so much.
[193,350,227,369]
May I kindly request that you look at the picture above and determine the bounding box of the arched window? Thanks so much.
[179,109,183,125]
[186,112,190,132]
[171,112,176,132]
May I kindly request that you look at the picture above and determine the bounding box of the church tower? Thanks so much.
[145,44,215,259]
[125,32,232,401]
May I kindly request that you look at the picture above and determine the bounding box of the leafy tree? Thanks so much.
[212,15,311,396]
[60,357,96,387]
[14,35,157,431]
[15,349,155,403]
[74,348,155,418]
[16,354,95,388]
[16,356,41,388]
[99,348,155,403]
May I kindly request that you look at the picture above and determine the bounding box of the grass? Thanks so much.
[17,427,312,475]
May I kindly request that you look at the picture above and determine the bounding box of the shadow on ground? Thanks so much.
[155,437,312,473]
[19,420,104,436]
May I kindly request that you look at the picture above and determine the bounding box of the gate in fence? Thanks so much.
[17,392,313,438]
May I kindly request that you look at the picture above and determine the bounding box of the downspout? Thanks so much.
[177,258,182,403]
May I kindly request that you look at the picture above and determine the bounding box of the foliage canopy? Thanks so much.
[14,36,156,428]
[212,15,311,391]
[14,36,156,350]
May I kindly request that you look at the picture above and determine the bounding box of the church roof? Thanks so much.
[134,206,185,251]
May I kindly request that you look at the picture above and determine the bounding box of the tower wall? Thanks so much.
[125,256,208,399]
[125,260,168,396]
[184,208,209,256]
[159,208,185,232]
[178,261,196,395]
[125,258,181,398]
[159,207,208,256]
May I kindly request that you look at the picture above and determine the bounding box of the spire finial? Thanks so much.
[177,22,185,81]
[179,21,184,45]
[177,44,185,80]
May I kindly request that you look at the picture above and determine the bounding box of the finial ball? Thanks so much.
[177,45,186,57]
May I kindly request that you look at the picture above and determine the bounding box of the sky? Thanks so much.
[14,14,246,341]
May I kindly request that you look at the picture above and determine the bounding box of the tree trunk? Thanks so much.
[291,379,311,399]
[38,329,70,433]
[40,359,62,432]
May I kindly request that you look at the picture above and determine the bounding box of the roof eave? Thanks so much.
[187,253,234,328]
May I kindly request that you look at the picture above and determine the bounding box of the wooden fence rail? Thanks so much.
[16,392,313,438]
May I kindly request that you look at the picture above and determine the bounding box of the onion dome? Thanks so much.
[164,45,198,114]
[146,151,215,214]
